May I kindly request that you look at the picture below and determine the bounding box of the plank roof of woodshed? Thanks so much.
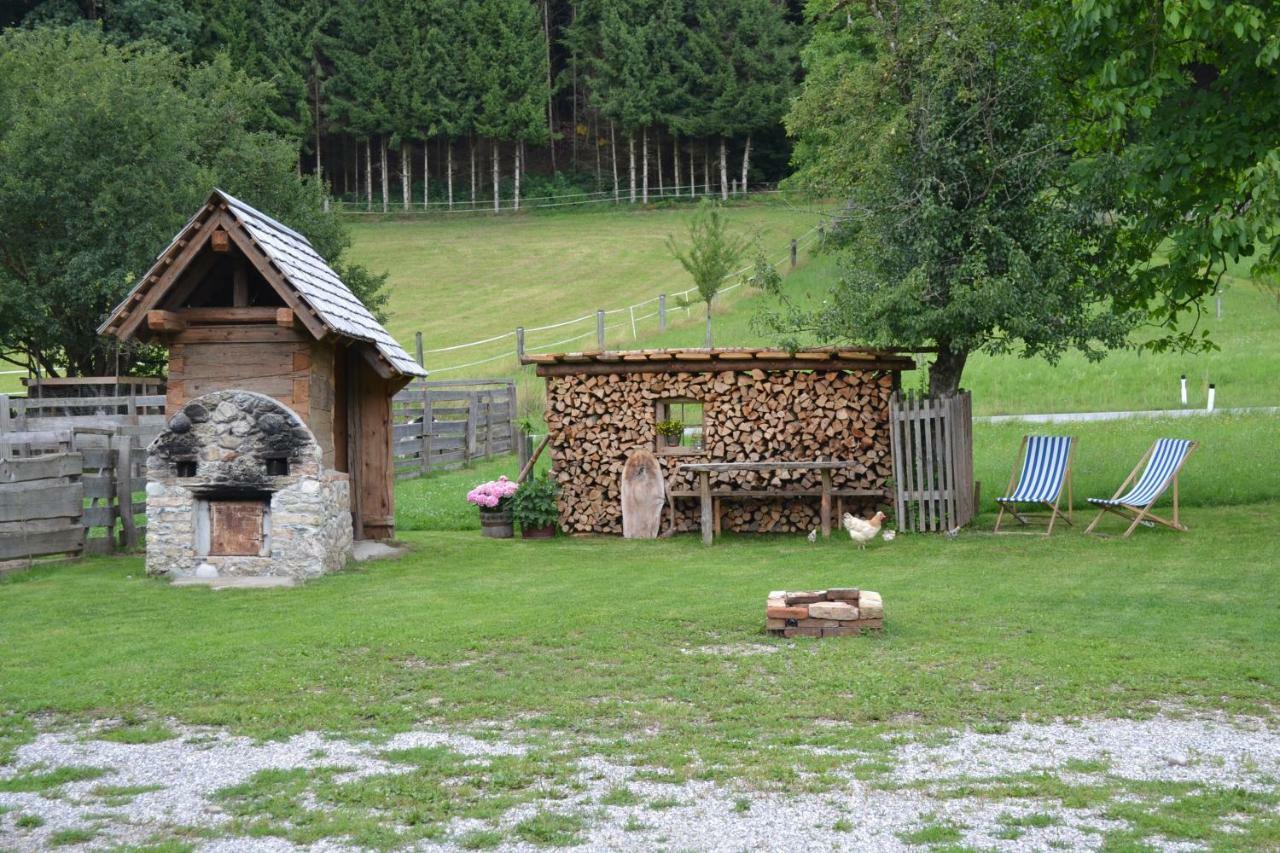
[98,189,426,379]
[522,347,916,375]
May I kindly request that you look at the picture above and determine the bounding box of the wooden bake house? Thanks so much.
[98,189,425,540]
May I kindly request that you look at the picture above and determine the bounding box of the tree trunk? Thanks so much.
[656,135,664,198]
[470,137,477,208]
[543,0,556,172]
[673,135,681,197]
[928,346,968,397]
[492,139,500,212]
[365,137,373,211]
[423,140,429,208]
[641,127,649,204]
[610,121,618,201]
[628,134,636,203]
[719,137,728,201]
[447,142,454,210]
[740,134,751,196]
[514,141,522,211]
[380,136,389,213]
[704,301,713,347]
[313,72,322,181]
[704,143,710,196]
[401,141,411,211]
[690,142,695,198]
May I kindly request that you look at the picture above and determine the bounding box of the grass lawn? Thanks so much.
[342,198,823,367]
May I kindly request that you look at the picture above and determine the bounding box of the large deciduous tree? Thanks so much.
[1061,0,1280,343]
[0,26,386,377]
[769,0,1141,396]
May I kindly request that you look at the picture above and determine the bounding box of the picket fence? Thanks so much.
[392,379,516,479]
[889,390,976,533]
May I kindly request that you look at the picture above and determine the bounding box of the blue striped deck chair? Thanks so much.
[1085,439,1199,537]
[993,435,1076,535]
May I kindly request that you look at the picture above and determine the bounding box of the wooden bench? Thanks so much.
[674,461,887,545]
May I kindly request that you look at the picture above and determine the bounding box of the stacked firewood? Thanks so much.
[766,588,884,638]
[543,369,895,534]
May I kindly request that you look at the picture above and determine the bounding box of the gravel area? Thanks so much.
[1,710,1277,851]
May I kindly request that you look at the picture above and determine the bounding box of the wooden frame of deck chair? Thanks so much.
[1085,438,1199,537]
[993,435,1076,535]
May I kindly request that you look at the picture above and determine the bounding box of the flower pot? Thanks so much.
[663,433,681,447]
[479,509,514,539]
[521,524,555,539]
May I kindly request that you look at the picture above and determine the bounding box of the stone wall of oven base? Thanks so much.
[145,473,351,580]
[544,369,894,535]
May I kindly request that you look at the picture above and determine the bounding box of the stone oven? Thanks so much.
[145,390,351,581]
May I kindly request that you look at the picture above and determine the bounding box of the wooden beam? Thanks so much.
[221,224,329,341]
[232,260,249,307]
[176,307,281,325]
[146,310,187,333]
[358,344,394,381]
[111,209,217,340]
[172,325,309,345]
[211,228,231,253]
[276,307,295,328]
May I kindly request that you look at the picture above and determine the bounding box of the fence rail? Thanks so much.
[392,379,516,478]
[889,390,975,533]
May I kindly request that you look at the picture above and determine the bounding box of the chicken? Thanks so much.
[882,529,896,542]
[842,511,886,549]
[806,528,818,543]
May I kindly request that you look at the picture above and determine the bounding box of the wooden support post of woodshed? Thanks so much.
[699,470,713,546]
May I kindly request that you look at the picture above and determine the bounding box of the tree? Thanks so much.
[770,0,1141,395]
[1060,0,1280,344]
[0,27,387,377]
[667,201,749,346]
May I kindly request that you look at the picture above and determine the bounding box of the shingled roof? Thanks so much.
[99,189,425,379]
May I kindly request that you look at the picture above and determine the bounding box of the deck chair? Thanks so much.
[994,435,1076,535]
[1085,438,1198,537]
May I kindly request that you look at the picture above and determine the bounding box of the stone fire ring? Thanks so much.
[766,588,883,638]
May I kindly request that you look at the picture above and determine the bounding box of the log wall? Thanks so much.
[544,368,896,534]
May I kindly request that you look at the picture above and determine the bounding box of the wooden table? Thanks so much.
[675,461,884,545]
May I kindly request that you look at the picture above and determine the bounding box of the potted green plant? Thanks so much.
[656,419,684,447]
[511,472,559,538]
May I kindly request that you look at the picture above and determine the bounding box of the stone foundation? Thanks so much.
[765,588,884,638]
[145,390,352,581]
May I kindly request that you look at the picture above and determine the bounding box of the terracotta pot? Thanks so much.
[521,524,555,539]
[479,508,514,539]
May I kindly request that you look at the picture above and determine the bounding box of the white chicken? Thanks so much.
[806,528,818,543]
[842,511,886,549]
[882,529,896,542]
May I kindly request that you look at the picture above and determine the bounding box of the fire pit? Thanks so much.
[766,588,884,638]
[145,390,352,583]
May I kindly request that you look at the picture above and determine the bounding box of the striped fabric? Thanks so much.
[1089,439,1194,508]
[996,435,1073,503]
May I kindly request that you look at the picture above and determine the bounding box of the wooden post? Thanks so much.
[658,294,666,333]
[465,394,477,462]
[506,381,517,455]
[422,392,434,475]
[0,394,10,438]
[516,327,525,361]
[483,394,493,458]
[820,469,832,539]
[596,310,605,350]
[415,331,424,368]
[790,239,797,269]
[112,434,137,549]
[699,470,713,545]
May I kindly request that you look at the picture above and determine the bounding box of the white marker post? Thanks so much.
[1180,374,1187,406]
[1207,383,1216,412]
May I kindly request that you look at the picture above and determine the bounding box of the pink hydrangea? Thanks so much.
[466,475,520,509]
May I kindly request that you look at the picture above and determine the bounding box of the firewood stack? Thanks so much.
[765,588,884,638]
[543,369,895,534]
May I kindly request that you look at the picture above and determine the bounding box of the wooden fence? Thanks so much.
[889,390,976,533]
[1,391,166,450]
[392,379,516,479]
[0,428,147,565]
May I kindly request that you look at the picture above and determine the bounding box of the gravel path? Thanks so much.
[1,710,1277,851]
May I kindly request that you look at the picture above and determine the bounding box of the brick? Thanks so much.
[797,618,840,628]
[809,601,859,620]
[822,626,864,637]
[766,605,809,620]
[783,627,822,638]
[767,590,787,600]
[826,587,860,601]
[857,618,884,631]
[784,591,827,605]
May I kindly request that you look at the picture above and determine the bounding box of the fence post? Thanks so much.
[422,392,434,475]
[790,239,797,269]
[516,327,525,361]
[596,310,605,350]
[658,295,667,333]
[505,381,517,456]
[465,394,478,463]
[415,331,424,368]
[0,394,9,437]
[111,433,137,549]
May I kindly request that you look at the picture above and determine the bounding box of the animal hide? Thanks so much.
[621,449,666,539]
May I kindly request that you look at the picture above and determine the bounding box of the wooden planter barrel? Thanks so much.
[480,508,514,539]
